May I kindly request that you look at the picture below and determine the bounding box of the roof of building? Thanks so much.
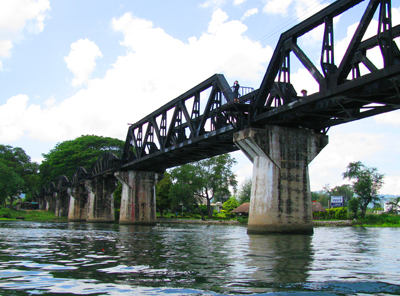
[312,201,326,212]
[231,203,250,214]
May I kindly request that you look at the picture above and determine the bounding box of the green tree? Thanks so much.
[39,135,125,187]
[343,161,384,218]
[387,196,400,215]
[170,164,206,220]
[238,178,252,203]
[0,162,24,207]
[311,191,329,208]
[223,197,239,212]
[170,154,237,219]
[348,198,359,218]
[331,184,354,207]
[156,172,172,218]
[0,145,39,204]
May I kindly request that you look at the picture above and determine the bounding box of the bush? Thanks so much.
[313,207,348,220]
[2,212,12,219]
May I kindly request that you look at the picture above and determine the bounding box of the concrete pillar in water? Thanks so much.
[44,192,56,213]
[233,127,328,234]
[115,170,161,225]
[68,184,88,222]
[85,174,117,223]
[55,188,70,217]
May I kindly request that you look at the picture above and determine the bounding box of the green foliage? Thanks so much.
[237,216,248,224]
[170,154,237,219]
[39,135,125,187]
[348,198,359,218]
[331,184,354,207]
[313,207,348,220]
[223,197,239,213]
[156,172,173,217]
[358,213,400,226]
[311,191,329,208]
[0,208,66,222]
[238,178,252,203]
[386,196,400,215]
[343,161,384,218]
[0,145,39,206]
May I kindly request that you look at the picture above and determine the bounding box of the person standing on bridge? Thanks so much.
[233,80,240,103]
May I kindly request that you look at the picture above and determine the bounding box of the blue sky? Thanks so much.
[1,0,400,194]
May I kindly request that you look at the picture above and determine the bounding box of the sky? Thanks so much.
[1,0,400,195]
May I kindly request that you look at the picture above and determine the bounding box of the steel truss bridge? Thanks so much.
[48,0,400,191]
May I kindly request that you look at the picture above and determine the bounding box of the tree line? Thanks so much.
[0,135,251,218]
[2,134,395,220]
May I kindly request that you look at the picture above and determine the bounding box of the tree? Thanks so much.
[343,161,384,218]
[238,178,252,203]
[223,197,239,213]
[39,135,125,187]
[0,162,24,207]
[331,184,354,207]
[348,198,359,218]
[0,145,39,204]
[170,154,237,219]
[386,196,400,215]
[156,172,172,218]
[311,191,329,208]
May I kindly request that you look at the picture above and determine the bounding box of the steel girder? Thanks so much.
[253,0,400,132]
[120,74,251,172]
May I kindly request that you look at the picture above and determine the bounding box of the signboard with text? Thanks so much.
[331,196,344,207]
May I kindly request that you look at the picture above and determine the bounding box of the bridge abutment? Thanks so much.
[115,170,160,225]
[234,126,328,234]
[85,175,117,223]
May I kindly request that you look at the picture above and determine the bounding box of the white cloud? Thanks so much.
[263,0,293,15]
[0,9,272,143]
[241,8,259,21]
[310,129,386,191]
[0,95,29,141]
[233,0,246,5]
[0,0,50,59]
[200,0,226,9]
[64,38,103,87]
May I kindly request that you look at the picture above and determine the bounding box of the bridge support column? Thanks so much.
[68,184,88,222]
[115,170,161,225]
[234,127,328,234]
[85,175,117,223]
[55,188,70,217]
[44,192,56,213]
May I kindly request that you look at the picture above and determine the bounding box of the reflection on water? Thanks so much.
[0,221,400,295]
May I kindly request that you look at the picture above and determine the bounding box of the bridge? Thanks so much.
[39,0,400,234]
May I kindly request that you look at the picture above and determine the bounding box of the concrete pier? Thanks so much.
[234,127,328,234]
[115,170,161,225]
[68,184,88,222]
[85,174,117,223]
[55,188,70,217]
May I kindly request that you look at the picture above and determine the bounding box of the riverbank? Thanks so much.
[2,208,400,227]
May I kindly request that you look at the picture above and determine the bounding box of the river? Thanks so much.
[0,221,399,295]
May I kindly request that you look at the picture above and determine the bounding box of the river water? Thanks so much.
[0,221,399,295]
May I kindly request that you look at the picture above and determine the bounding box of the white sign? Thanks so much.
[331,196,343,207]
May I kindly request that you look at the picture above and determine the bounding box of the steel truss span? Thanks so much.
[47,0,400,190]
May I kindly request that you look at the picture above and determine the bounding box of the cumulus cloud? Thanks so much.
[0,9,272,143]
[263,0,293,15]
[233,0,246,5]
[310,130,385,190]
[64,38,103,87]
[0,0,50,60]
[200,0,226,9]
[241,8,259,21]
